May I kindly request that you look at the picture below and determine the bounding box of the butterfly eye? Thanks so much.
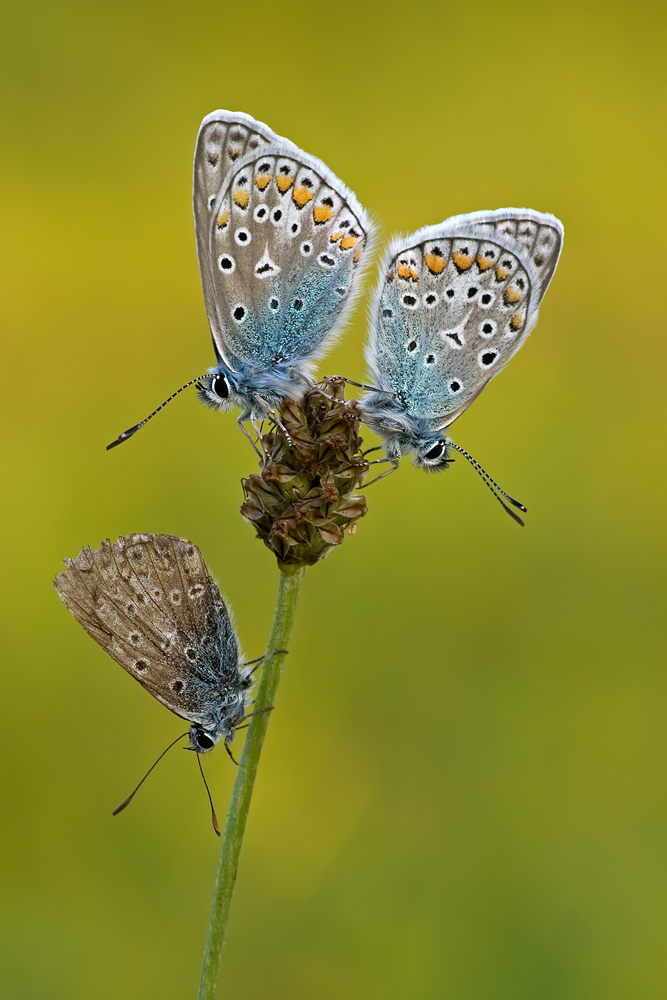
[212,374,230,399]
[424,441,445,461]
[194,729,216,751]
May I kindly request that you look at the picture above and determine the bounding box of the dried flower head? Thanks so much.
[241,379,369,568]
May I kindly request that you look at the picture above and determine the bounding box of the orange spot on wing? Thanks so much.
[216,210,228,229]
[397,263,418,281]
[504,287,522,304]
[341,235,360,250]
[233,190,249,209]
[313,204,334,223]
[292,186,314,207]
[276,175,294,193]
[476,254,494,270]
[330,231,343,243]
[510,313,524,330]
[495,266,509,281]
[353,248,362,263]
[387,269,394,281]
[255,175,271,190]
[425,253,447,274]
[452,251,473,271]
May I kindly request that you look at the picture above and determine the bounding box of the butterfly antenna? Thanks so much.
[112,731,189,816]
[195,751,220,836]
[106,375,209,450]
[447,443,527,527]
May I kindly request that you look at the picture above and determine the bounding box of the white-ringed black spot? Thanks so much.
[129,632,141,645]
[480,321,496,338]
[253,205,268,222]
[445,331,463,348]
[170,679,185,693]
[269,297,280,310]
[480,350,498,367]
[301,176,314,188]
[517,277,526,290]
[424,293,438,307]
[272,208,283,223]
[188,583,206,599]
[450,380,462,393]
[467,286,478,298]
[335,286,346,296]
[170,589,182,605]
[152,589,162,599]
[300,242,312,256]
[208,195,216,209]
[134,659,149,672]
[446,288,455,299]
[318,253,336,268]
[402,294,418,309]
[382,308,393,318]
[234,227,251,245]
[407,340,418,352]
[426,354,436,364]
[184,647,197,662]
[293,298,304,311]
[480,291,494,307]
[291,222,300,235]
[258,161,271,174]
[232,304,246,323]
[218,254,236,273]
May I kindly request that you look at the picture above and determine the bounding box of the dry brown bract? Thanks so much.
[241,378,369,567]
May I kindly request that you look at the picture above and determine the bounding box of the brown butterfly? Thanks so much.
[54,533,253,757]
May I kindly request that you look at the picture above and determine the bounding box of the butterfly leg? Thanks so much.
[363,458,399,487]
[243,649,289,676]
[236,410,262,456]
[252,392,293,446]
[330,376,396,397]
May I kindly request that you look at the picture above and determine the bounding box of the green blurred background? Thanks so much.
[2,1,665,997]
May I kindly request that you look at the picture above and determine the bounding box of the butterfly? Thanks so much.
[107,112,375,449]
[358,208,563,518]
[54,533,252,756]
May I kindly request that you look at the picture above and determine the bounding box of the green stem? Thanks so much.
[198,566,302,999]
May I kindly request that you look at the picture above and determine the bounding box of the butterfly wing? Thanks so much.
[54,534,241,730]
[366,209,563,429]
[455,208,563,298]
[203,141,375,375]
[194,111,290,364]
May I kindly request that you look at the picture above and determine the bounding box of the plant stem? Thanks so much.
[198,566,302,999]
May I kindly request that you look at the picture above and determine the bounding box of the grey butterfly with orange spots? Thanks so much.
[108,111,375,449]
[358,208,563,521]
[194,111,376,425]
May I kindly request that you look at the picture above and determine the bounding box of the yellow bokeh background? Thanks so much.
[2,1,665,996]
